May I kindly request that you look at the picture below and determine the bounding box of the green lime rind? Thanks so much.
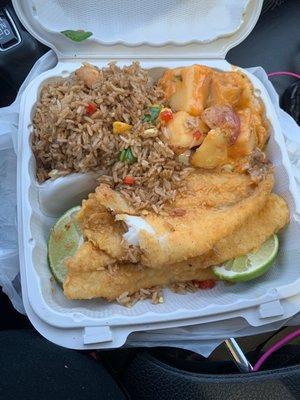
[213,235,279,283]
[48,206,82,285]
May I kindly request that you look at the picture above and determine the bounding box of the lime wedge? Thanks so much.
[213,235,279,282]
[48,206,82,285]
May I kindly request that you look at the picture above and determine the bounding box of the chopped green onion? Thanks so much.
[142,114,151,122]
[61,30,93,42]
[119,148,137,164]
[119,149,127,162]
[149,106,161,121]
[142,106,161,123]
[125,148,137,164]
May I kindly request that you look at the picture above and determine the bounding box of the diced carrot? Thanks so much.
[160,108,173,123]
[86,102,97,115]
[123,175,135,185]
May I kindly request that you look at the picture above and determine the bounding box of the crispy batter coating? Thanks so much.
[138,172,274,267]
[76,192,125,259]
[66,242,115,273]
[75,170,274,268]
[64,194,289,300]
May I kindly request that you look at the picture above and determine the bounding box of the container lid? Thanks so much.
[13,0,262,59]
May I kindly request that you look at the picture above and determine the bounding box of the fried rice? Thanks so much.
[32,62,191,212]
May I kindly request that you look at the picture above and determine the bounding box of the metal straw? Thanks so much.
[224,338,253,372]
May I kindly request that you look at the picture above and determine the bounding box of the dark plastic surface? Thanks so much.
[0,330,126,400]
[281,81,300,124]
[229,0,300,96]
[121,350,300,400]
[0,3,46,106]
[0,9,19,50]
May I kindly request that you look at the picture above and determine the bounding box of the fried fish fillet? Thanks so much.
[64,194,289,300]
[78,170,274,268]
[76,192,125,259]
[132,172,274,267]
[64,263,216,301]
[66,242,115,273]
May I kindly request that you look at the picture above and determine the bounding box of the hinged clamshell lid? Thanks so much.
[12,0,262,59]
[13,0,263,59]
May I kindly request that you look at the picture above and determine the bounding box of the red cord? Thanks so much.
[252,327,300,372]
[268,71,300,79]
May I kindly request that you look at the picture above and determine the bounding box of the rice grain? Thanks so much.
[32,62,191,212]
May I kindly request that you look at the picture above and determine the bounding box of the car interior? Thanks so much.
[1,1,300,399]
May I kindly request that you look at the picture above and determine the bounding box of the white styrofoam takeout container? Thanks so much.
[13,0,300,348]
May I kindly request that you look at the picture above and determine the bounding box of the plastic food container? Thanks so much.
[14,0,300,349]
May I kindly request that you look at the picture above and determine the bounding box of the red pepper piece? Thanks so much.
[193,130,203,141]
[123,175,135,185]
[193,279,216,289]
[160,109,173,123]
[86,102,97,115]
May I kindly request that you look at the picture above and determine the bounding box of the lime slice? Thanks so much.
[48,206,82,285]
[213,235,279,282]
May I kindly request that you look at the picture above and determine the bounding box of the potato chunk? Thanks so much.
[191,128,228,169]
[159,65,212,116]
[250,97,269,148]
[167,111,208,152]
[228,109,257,158]
[209,71,243,107]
